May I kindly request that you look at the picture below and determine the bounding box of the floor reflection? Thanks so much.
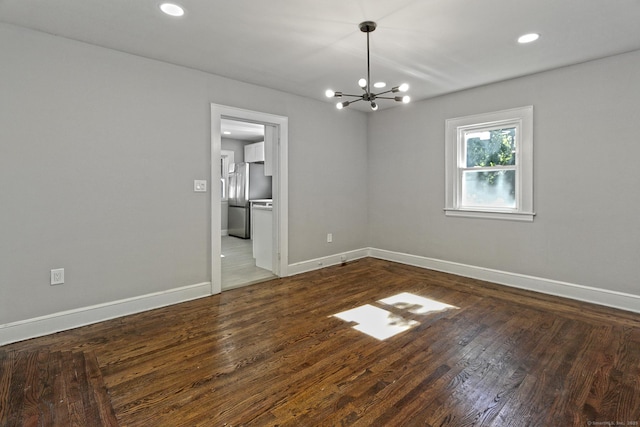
[379,292,457,314]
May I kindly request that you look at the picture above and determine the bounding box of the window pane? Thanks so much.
[465,127,516,168]
[462,170,515,208]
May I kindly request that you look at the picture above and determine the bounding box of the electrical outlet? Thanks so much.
[194,180,207,192]
[341,255,347,262]
[327,233,333,243]
[51,268,64,285]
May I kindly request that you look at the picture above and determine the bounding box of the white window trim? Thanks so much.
[445,106,535,222]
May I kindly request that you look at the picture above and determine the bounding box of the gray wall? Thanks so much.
[4,21,637,327]
[221,138,248,163]
[367,49,640,295]
[0,24,368,324]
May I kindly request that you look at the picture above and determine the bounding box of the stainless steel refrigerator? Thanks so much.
[228,162,272,238]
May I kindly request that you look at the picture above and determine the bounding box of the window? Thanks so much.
[445,106,534,221]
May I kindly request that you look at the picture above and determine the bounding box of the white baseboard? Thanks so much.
[369,248,640,314]
[0,282,212,346]
[4,249,637,346]
[287,248,369,276]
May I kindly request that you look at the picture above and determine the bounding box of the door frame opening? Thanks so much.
[210,104,289,294]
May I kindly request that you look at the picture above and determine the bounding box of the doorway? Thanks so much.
[210,105,288,295]
[220,119,272,289]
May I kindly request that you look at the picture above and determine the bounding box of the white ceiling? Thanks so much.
[2,0,640,112]
[221,119,264,141]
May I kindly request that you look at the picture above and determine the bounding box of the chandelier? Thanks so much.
[325,21,410,111]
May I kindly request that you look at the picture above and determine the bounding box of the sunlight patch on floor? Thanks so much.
[332,293,459,340]
[333,304,418,340]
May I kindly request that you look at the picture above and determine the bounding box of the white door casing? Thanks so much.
[210,104,288,294]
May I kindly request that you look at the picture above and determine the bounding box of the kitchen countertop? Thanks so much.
[253,205,272,211]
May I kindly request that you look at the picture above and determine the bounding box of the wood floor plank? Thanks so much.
[0,351,16,426]
[5,351,28,427]
[606,326,640,423]
[371,312,526,426]
[84,351,119,426]
[1,258,639,426]
[35,350,55,426]
[334,306,495,425]
[50,352,71,427]
[20,350,44,426]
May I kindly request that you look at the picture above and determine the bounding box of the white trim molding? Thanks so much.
[4,249,637,346]
[445,106,534,222]
[443,208,535,222]
[211,104,289,294]
[287,249,369,276]
[0,282,211,346]
[369,248,640,314]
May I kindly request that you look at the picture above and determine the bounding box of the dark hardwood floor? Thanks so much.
[1,258,639,426]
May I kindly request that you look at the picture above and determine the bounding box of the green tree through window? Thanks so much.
[465,128,516,185]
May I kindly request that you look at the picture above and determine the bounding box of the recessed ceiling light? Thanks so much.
[374,82,386,89]
[518,33,540,44]
[160,3,185,17]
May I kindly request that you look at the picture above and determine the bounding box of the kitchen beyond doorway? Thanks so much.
[211,104,289,295]
[221,119,272,289]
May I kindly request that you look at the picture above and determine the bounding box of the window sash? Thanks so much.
[460,168,517,210]
[458,123,520,164]
[457,121,521,211]
[459,165,516,172]
[445,106,534,221]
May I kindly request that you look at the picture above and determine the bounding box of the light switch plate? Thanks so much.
[194,180,207,192]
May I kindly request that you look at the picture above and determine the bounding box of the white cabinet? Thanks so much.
[245,135,273,177]
[252,206,273,271]
[244,141,265,163]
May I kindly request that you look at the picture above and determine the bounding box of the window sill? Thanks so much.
[444,208,535,222]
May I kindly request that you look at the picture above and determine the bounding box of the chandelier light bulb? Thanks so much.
[399,83,409,92]
[370,102,378,111]
[325,89,335,98]
[336,102,344,110]
[402,95,411,103]
[358,78,367,88]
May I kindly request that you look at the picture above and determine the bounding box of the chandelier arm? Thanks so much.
[372,89,394,97]
[326,21,410,110]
